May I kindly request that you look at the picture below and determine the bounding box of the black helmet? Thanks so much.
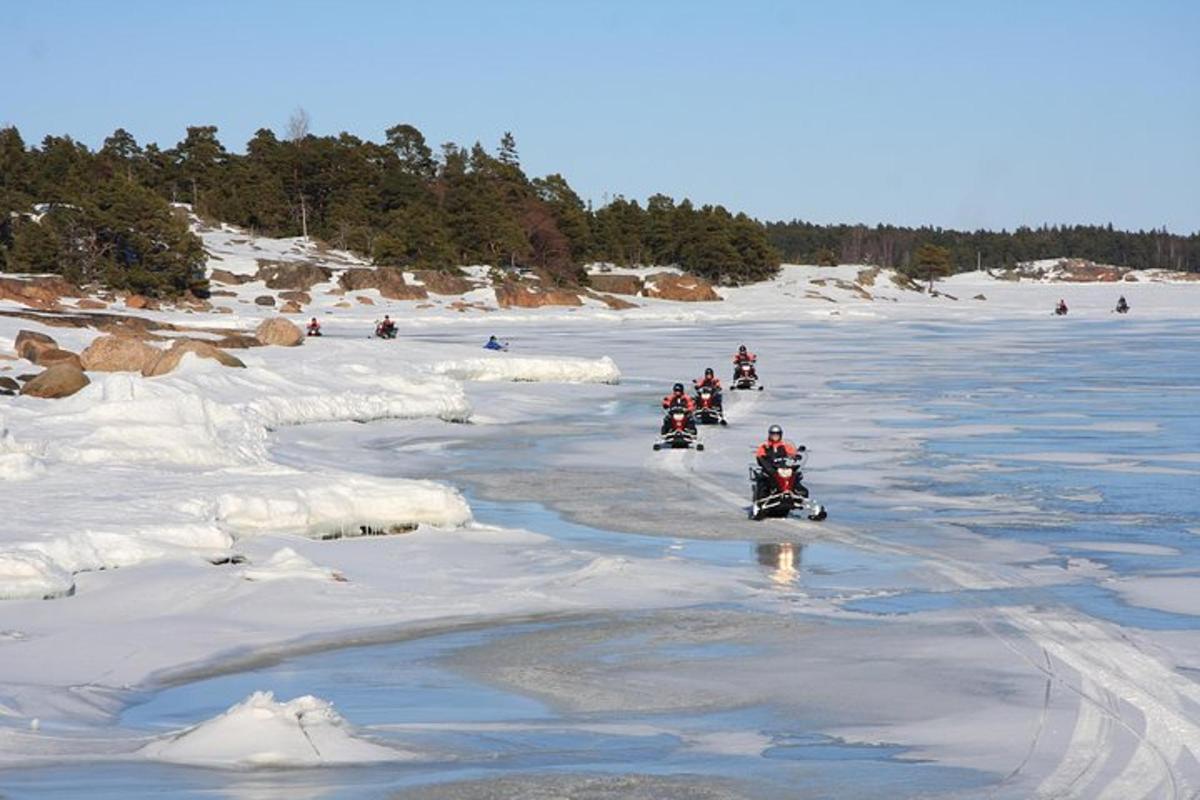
[768,424,783,440]
[673,382,684,393]
[704,367,714,376]
[738,345,747,353]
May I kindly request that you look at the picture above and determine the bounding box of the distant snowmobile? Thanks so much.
[1054,300,1069,316]
[375,318,398,339]
[732,359,762,391]
[306,318,322,336]
[750,446,826,521]
[1115,296,1130,314]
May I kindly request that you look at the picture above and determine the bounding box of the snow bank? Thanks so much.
[425,354,621,384]
[242,547,342,583]
[0,549,74,600]
[140,691,403,768]
[214,475,472,538]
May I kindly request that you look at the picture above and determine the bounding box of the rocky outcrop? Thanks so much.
[254,260,332,291]
[254,295,276,306]
[589,274,644,296]
[0,276,78,309]
[32,348,83,370]
[75,298,108,310]
[280,301,302,314]
[278,290,311,305]
[143,340,245,376]
[124,294,158,310]
[0,376,19,395]
[410,269,475,295]
[587,291,639,310]
[80,335,162,373]
[494,283,582,308]
[643,273,721,302]
[19,363,90,398]
[255,317,304,347]
[339,268,428,300]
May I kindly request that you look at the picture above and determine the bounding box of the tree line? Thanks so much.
[765,220,1200,274]
[0,119,781,295]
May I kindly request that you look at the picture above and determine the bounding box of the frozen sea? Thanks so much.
[3,316,1198,799]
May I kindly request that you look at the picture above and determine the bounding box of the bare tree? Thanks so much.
[285,107,311,142]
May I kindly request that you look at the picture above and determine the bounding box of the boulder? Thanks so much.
[356,295,375,305]
[254,260,332,291]
[643,273,721,302]
[592,292,639,310]
[410,269,475,295]
[973,293,987,301]
[214,334,264,350]
[19,363,90,398]
[0,376,19,393]
[76,298,108,310]
[494,283,582,308]
[209,268,253,286]
[80,335,163,373]
[33,348,83,369]
[125,294,157,310]
[143,340,245,377]
[255,317,304,347]
[280,301,303,314]
[339,268,428,300]
[278,290,311,305]
[15,330,58,363]
[589,274,644,296]
[254,295,276,306]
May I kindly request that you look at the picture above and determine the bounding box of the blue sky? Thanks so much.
[3,0,1197,232]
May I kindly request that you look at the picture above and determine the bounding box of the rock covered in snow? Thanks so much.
[643,272,721,302]
[494,282,582,308]
[80,334,162,373]
[209,268,252,286]
[140,691,403,768]
[19,362,90,398]
[339,267,428,300]
[242,547,344,582]
[0,549,74,600]
[143,340,245,376]
[409,269,475,295]
[255,317,304,347]
[255,260,332,291]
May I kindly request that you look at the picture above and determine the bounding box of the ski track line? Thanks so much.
[669,438,1198,799]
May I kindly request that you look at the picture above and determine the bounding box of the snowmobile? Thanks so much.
[654,406,704,451]
[375,321,398,339]
[731,359,762,391]
[1115,298,1130,314]
[749,449,826,521]
[693,385,727,426]
[306,320,322,337]
[1054,301,1069,316]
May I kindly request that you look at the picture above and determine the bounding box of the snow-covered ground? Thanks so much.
[1,225,1199,797]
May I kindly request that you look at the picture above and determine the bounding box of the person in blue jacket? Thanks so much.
[484,335,509,351]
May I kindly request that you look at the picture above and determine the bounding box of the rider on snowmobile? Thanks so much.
[693,367,724,409]
[754,425,801,497]
[1055,299,1068,316]
[662,382,696,412]
[661,383,697,435]
[732,345,758,381]
[377,315,397,337]
[1116,295,1130,313]
[306,317,322,336]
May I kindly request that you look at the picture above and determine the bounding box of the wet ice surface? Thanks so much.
[5,318,1200,798]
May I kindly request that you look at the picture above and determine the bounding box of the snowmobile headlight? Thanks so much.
[776,467,793,478]
[672,411,684,419]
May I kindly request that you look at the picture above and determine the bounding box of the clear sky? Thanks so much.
[3,0,1197,232]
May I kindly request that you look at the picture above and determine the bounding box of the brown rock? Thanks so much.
[214,306,234,314]
[0,276,79,309]
[124,294,157,310]
[254,295,276,306]
[214,334,263,350]
[15,330,58,362]
[254,260,332,291]
[494,283,582,308]
[19,363,90,398]
[280,301,302,314]
[33,348,83,369]
[410,269,474,295]
[973,293,987,301]
[143,340,245,377]
[356,295,375,305]
[0,376,20,392]
[643,273,721,302]
[76,298,108,310]
[589,274,644,296]
[339,268,428,300]
[333,301,352,308]
[279,290,311,305]
[591,292,638,310]
[209,268,253,285]
[255,317,304,347]
[80,335,163,372]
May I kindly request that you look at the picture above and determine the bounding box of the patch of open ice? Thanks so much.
[140,691,405,768]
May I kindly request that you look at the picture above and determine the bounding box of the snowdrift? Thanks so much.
[140,691,404,768]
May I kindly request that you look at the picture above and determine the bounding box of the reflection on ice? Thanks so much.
[755,542,803,587]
